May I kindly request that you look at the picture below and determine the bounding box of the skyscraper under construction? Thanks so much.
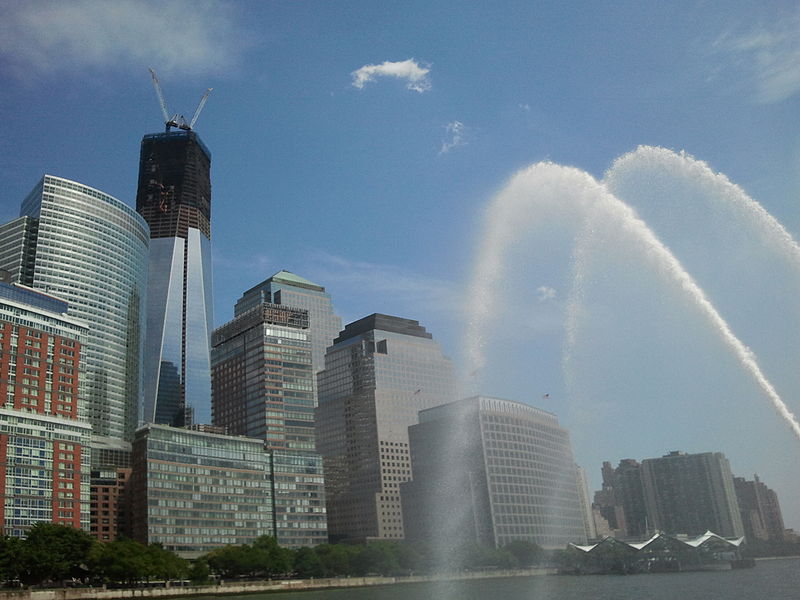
[136,128,213,427]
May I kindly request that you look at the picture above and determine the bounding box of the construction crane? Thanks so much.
[148,68,212,132]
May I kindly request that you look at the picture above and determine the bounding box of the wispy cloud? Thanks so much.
[304,250,459,320]
[351,59,431,93]
[439,121,467,155]
[0,1,245,80]
[536,286,557,302]
[711,15,800,103]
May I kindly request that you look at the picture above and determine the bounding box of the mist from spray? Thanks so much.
[465,160,800,441]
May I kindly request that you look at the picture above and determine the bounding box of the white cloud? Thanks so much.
[0,1,244,79]
[712,16,800,103]
[351,59,431,92]
[518,103,531,111]
[536,286,557,302]
[439,121,466,155]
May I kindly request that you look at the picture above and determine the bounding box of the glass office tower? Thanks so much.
[136,131,213,427]
[2,175,149,442]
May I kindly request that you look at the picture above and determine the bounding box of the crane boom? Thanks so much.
[148,68,211,132]
[189,88,213,130]
[149,68,171,125]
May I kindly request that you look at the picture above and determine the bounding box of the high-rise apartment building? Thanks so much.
[212,302,327,547]
[640,451,744,538]
[316,314,457,542]
[734,475,785,542]
[593,459,648,539]
[0,282,92,536]
[136,130,213,427]
[130,424,273,558]
[402,396,587,549]
[234,271,341,383]
[0,176,149,442]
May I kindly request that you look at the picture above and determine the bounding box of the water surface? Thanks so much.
[208,558,799,600]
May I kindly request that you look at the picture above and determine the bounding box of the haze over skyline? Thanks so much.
[2,1,800,529]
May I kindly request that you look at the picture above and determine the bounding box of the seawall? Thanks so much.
[3,568,555,600]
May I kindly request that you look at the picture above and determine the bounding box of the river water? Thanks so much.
[210,557,799,600]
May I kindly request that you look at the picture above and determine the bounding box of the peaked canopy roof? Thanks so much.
[570,531,744,553]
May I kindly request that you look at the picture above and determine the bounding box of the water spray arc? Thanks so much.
[466,160,800,441]
[606,146,800,265]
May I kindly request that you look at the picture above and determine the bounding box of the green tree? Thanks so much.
[293,547,324,578]
[314,544,358,577]
[252,535,293,577]
[18,523,95,586]
[0,535,22,582]
[504,540,544,567]
[187,558,210,584]
[146,544,188,581]
[88,539,150,585]
[205,545,253,579]
[393,541,425,574]
[352,542,400,576]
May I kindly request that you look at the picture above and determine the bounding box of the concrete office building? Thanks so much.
[130,424,273,558]
[137,130,213,427]
[316,314,457,542]
[0,282,91,536]
[234,271,341,388]
[0,176,149,443]
[640,451,744,539]
[402,396,587,549]
[212,302,327,547]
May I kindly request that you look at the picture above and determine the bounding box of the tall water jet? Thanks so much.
[465,161,800,441]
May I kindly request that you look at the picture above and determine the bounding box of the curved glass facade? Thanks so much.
[19,175,149,441]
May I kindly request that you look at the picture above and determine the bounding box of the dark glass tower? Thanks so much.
[136,130,213,427]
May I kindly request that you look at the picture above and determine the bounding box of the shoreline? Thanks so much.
[7,568,556,600]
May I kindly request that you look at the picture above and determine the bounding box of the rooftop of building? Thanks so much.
[418,395,560,426]
[141,129,211,159]
[241,270,326,297]
[334,313,433,344]
[0,281,69,315]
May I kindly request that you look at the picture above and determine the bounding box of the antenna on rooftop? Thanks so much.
[148,68,213,133]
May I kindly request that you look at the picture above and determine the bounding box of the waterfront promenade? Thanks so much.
[1,568,555,600]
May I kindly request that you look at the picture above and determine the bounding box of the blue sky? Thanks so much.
[3,1,800,529]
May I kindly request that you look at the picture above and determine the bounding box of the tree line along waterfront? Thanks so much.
[0,523,547,587]
[4,523,800,589]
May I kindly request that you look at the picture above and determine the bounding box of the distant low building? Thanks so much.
[568,531,746,574]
